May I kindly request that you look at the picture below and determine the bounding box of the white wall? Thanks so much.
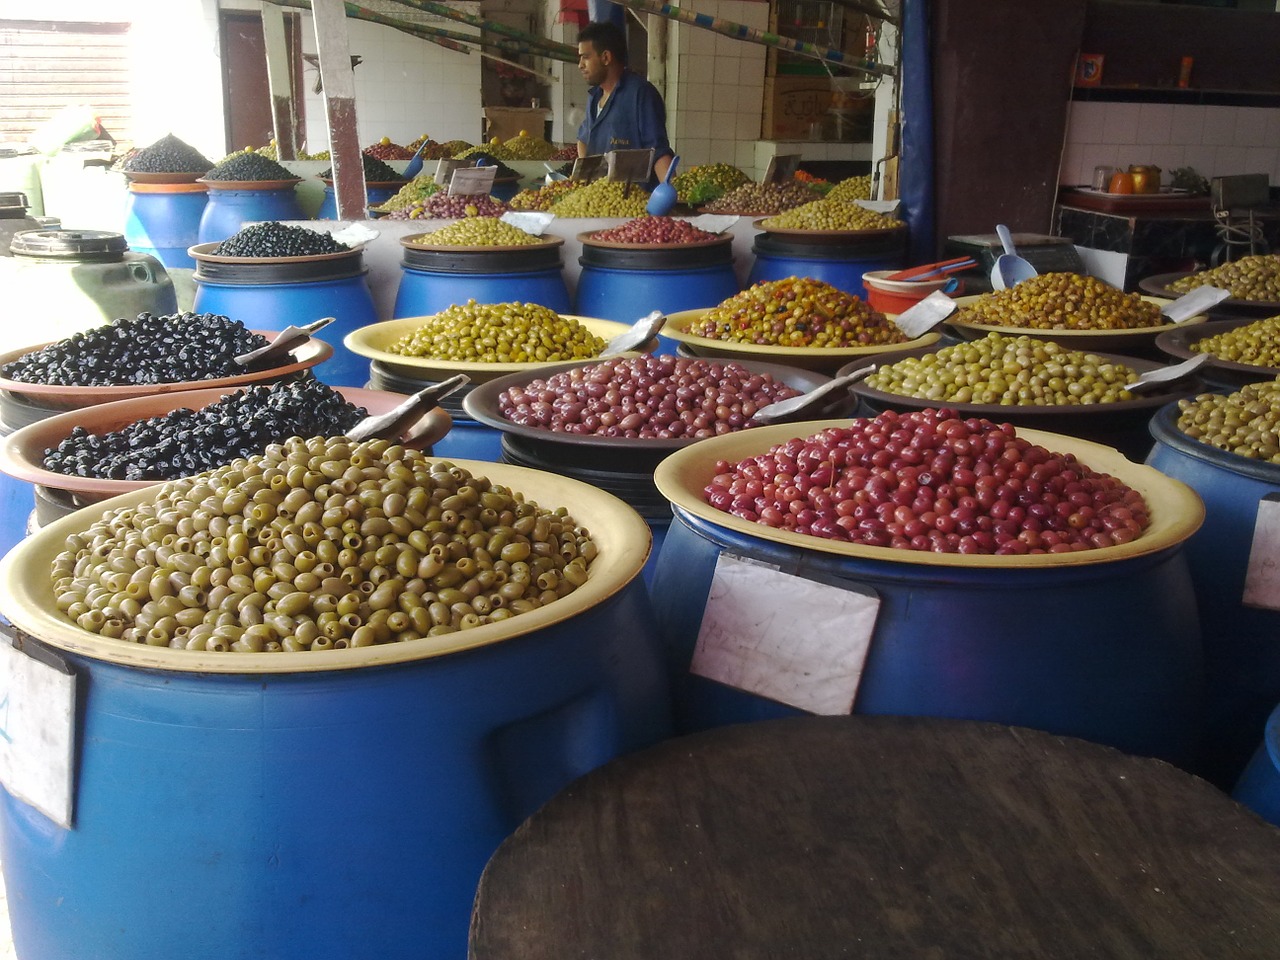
[1060,100,1280,187]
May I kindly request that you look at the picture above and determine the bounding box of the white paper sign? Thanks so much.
[891,290,959,339]
[0,638,76,828]
[857,199,901,215]
[685,214,739,234]
[330,223,379,247]
[1243,495,1280,611]
[1161,284,1232,324]
[500,211,555,236]
[690,554,879,715]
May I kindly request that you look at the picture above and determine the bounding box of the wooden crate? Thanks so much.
[762,76,835,141]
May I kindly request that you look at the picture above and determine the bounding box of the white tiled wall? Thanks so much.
[1059,100,1280,188]
[666,0,770,174]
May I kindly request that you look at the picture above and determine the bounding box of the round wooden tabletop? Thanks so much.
[471,716,1280,960]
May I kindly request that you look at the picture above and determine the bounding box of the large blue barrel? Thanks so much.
[191,246,377,387]
[316,181,403,219]
[122,182,207,268]
[747,229,906,298]
[0,466,670,960]
[1146,402,1280,787]
[1233,701,1280,827]
[394,241,572,317]
[575,235,740,354]
[648,421,1206,767]
[197,181,305,245]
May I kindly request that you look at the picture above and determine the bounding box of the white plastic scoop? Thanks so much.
[990,224,1038,291]
[1125,354,1211,394]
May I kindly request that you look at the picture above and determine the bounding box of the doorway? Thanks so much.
[219,10,305,155]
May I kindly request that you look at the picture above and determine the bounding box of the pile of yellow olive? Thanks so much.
[1177,379,1280,462]
[1189,315,1280,367]
[388,301,606,363]
[956,273,1166,330]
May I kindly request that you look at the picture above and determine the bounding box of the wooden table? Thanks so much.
[471,716,1280,960]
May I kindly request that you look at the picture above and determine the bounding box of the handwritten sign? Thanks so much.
[0,634,76,827]
[606,148,655,184]
[448,166,498,197]
[1243,495,1280,611]
[689,554,879,715]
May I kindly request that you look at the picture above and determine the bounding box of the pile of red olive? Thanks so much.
[497,355,801,439]
[703,408,1149,555]
[588,216,721,245]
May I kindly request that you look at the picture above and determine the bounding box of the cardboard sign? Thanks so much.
[570,155,606,182]
[1243,494,1280,611]
[448,166,498,197]
[689,554,880,715]
[0,633,76,828]
[434,158,464,186]
[762,154,801,185]
[606,148,655,184]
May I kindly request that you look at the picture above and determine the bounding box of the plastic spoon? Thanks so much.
[1125,354,1211,394]
[990,224,1038,291]
[645,155,680,216]
[234,317,335,368]
[403,141,429,180]
[345,375,470,442]
[750,365,879,425]
[599,310,667,358]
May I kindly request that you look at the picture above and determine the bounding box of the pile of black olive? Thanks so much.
[318,153,403,183]
[0,313,268,386]
[213,221,350,258]
[122,133,212,174]
[42,379,367,481]
[205,151,295,181]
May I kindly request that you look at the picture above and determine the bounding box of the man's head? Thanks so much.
[578,21,627,88]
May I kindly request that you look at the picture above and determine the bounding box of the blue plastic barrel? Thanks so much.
[394,242,572,318]
[0,468,670,960]
[197,182,305,245]
[316,181,403,220]
[1146,402,1280,787]
[648,426,1206,767]
[1233,701,1280,827]
[122,182,207,268]
[574,236,741,345]
[747,230,906,298]
[192,247,377,387]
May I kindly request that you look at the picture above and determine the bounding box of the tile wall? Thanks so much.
[1059,100,1280,188]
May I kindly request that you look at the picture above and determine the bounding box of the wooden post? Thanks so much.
[262,7,297,160]
[310,0,367,220]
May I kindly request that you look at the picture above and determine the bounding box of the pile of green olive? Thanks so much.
[761,197,902,232]
[864,333,1141,405]
[374,175,441,213]
[548,179,650,218]
[673,163,750,205]
[51,437,597,651]
[692,277,906,348]
[508,180,586,211]
[1189,315,1280,367]
[956,273,1165,330]
[388,301,606,362]
[1177,379,1280,462]
[1169,254,1280,301]
[411,219,544,247]
[826,175,873,202]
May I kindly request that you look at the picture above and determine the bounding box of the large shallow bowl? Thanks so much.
[1155,316,1280,388]
[188,240,363,266]
[947,294,1204,356]
[0,330,333,411]
[653,420,1203,569]
[661,308,940,374]
[344,315,650,386]
[0,386,452,507]
[401,232,564,254]
[840,346,1206,461]
[198,178,302,191]
[123,170,209,184]
[751,218,905,244]
[577,230,732,252]
[1140,271,1280,318]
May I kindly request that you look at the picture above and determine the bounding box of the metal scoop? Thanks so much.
[646,154,680,216]
[1125,354,1211,394]
[345,374,470,442]
[750,365,878,425]
[990,224,1038,291]
[599,310,667,358]
[234,317,335,368]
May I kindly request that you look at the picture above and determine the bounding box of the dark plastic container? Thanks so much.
[747,230,906,298]
[393,242,572,318]
[123,182,208,268]
[1233,701,1280,827]
[1146,402,1280,787]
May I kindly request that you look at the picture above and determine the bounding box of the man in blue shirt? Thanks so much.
[576,20,674,183]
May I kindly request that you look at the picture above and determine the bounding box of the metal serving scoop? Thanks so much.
[750,365,879,425]
[346,374,470,442]
[234,317,335,368]
[599,310,667,358]
[1125,354,1211,394]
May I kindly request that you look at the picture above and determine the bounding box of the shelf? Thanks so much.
[1072,87,1280,108]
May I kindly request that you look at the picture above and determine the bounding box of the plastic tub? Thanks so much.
[649,420,1206,767]
[861,268,962,314]
[393,236,571,318]
[746,227,906,299]
[0,461,670,960]
[196,180,305,245]
[1233,701,1280,827]
[123,181,208,268]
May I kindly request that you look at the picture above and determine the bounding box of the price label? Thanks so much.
[448,166,498,197]
[689,554,879,715]
[857,199,900,215]
[434,158,464,186]
[892,290,959,339]
[1243,495,1280,611]
[570,155,606,182]
[606,148,655,184]
[686,213,739,234]
[0,632,76,828]
[1162,285,1231,324]
[761,154,801,184]
[500,211,555,236]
